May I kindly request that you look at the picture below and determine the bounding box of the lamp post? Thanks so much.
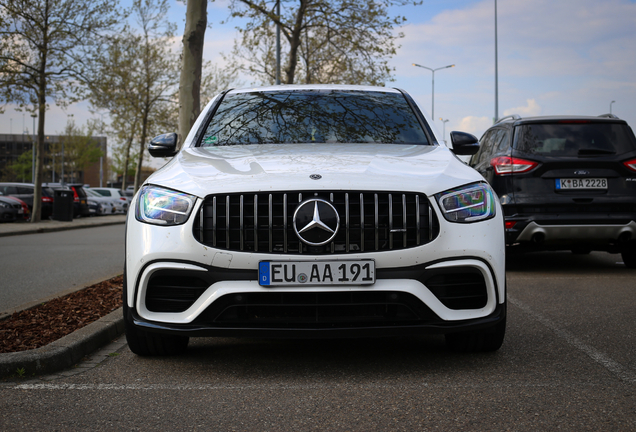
[495,0,499,122]
[439,118,449,143]
[610,100,615,114]
[412,63,455,119]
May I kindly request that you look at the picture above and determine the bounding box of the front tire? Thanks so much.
[445,316,506,353]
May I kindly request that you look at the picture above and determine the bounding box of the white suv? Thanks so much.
[124,85,506,356]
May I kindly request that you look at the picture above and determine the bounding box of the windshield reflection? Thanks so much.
[199,90,431,146]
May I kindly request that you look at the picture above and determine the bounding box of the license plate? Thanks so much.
[259,260,375,286]
[556,178,607,189]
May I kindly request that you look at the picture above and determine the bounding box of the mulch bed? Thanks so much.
[0,275,123,354]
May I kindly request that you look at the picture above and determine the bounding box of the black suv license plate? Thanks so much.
[556,178,607,189]
[259,260,375,286]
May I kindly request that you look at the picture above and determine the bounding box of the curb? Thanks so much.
[0,215,127,238]
[0,308,124,380]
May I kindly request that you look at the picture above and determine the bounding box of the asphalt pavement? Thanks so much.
[0,215,127,379]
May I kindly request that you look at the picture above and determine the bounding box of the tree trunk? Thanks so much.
[31,9,49,224]
[134,112,149,192]
[285,0,307,85]
[178,0,207,149]
[121,119,137,191]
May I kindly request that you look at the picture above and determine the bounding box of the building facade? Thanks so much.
[0,133,108,187]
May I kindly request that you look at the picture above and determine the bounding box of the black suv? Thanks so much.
[470,114,636,267]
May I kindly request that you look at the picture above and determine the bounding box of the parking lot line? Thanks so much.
[509,295,636,384]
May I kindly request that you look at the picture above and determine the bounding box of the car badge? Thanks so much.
[293,199,340,246]
[574,170,590,175]
[309,174,322,180]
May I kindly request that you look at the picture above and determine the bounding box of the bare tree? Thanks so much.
[226,0,417,85]
[86,0,179,192]
[0,0,122,221]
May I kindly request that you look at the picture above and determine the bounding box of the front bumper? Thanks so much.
[126,193,506,338]
[128,301,507,339]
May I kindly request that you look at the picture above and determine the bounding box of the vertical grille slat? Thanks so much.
[402,194,408,247]
[388,193,393,250]
[254,194,258,252]
[194,191,439,255]
[374,193,379,251]
[240,195,244,251]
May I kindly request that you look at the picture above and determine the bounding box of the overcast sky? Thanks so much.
[2,0,635,148]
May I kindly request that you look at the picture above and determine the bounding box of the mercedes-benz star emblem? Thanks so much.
[293,199,340,246]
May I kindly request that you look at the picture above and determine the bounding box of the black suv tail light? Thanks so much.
[490,156,538,175]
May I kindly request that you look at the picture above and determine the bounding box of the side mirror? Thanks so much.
[148,133,178,158]
[450,131,479,156]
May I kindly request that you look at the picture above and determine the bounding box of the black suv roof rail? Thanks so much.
[494,114,520,124]
[598,113,619,119]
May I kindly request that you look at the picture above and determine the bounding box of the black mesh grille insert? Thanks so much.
[193,291,439,328]
[145,274,210,313]
[193,191,439,255]
[424,270,488,310]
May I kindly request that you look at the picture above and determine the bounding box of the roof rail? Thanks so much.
[495,114,520,124]
[598,113,619,119]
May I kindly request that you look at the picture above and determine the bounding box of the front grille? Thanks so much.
[193,191,439,254]
[193,291,439,328]
[424,270,488,310]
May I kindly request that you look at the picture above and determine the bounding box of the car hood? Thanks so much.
[146,144,481,197]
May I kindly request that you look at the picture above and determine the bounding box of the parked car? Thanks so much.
[124,85,506,356]
[44,183,91,218]
[91,187,130,213]
[0,196,22,222]
[86,198,103,216]
[0,182,55,219]
[85,188,122,214]
[3,196,30,220]
[470,114,636,267]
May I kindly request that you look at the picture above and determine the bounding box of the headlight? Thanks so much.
[435,182,496,223]
[136,185,196,226]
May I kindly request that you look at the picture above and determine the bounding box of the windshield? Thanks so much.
[513,122,636,157]
[199,90,431,146]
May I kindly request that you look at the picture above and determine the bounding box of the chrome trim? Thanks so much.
[253,194,258,252]
[416,195,420,245]
[268,194,273,253]
[345,193,350,253]
[212,196,217,247]
[239,195,244,250]
[225,195,230,247]
[374,193,379,251]
[388,193,394,250]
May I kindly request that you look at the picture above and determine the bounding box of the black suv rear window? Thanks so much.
[199,90,430,146]
[513,122,636,157]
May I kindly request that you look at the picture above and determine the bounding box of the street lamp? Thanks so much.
[495,0,499,122]
[412,63,455,119]
[439,118,449,143]
[610,100,615,114]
